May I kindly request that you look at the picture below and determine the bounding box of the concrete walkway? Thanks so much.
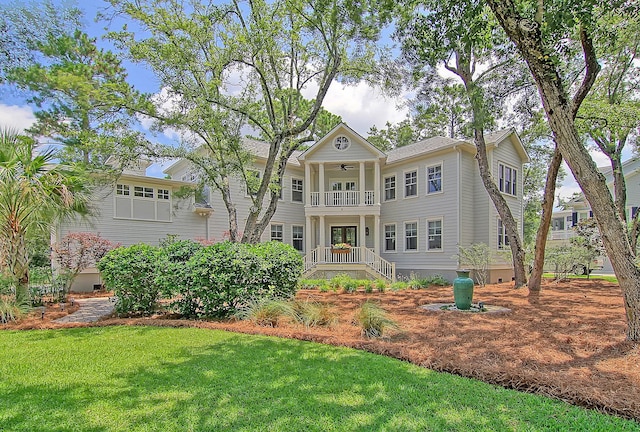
[53,297,115,324]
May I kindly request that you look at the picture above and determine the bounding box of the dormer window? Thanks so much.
[334,136,350,150]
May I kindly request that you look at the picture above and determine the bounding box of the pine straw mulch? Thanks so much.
[3,279,640,421]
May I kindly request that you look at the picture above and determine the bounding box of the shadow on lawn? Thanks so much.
[1,328,637,431]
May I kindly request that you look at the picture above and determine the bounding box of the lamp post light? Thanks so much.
[40,306,46,319]
[60,302,66,312]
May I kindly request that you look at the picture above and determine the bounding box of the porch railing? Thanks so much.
[303,246,395,281]
[309,191,375,207]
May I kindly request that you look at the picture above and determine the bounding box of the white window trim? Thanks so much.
[333,135,350,151]
[426,161,444,195]
[133,185,155,200]
[383,222,397,253]
[292,225,304,252]
[403,168,419,199]
[383,174,397,202]
[113,182,173,223]
[498,162,518,197]
[497,218,510,250]
[426,217,444,252]
[291,177,304,204]
[403,220,419,252]
[270,222,284,242]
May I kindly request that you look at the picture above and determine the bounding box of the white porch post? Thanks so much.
[359,215,365,248]
[374,161,381,205]
[374,215,380,254]
[359,161,365,205]
[304,162,311,205]
[305,216,312,251]
[318,163,325,206]
[319,215,326,247]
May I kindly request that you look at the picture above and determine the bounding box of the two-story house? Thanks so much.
[56,123,529,291]
[548,157,640,273]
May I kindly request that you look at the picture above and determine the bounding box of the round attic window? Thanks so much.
[334,136,350,150]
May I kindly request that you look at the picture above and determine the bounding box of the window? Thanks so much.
[405,222,418,251]
[271,224,283,242]
[632,206,639,220]
[384,224,396,252]
[384,175,396,201]
[551,217,565,231]
[334,136,350,150]
[157,189,170,200]
[427,164,442,194]
[292,178,303,202]
[498,219,510,250]
[134,186,154,198]
[498,163,517,195]
[114,183,171,222]
[292,225,304,252]
[427,219,442,250]
[404,170,417,197]
[116,184,129,196]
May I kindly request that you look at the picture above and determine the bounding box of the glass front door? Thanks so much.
[331,226,357,246]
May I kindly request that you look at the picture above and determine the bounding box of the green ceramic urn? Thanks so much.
[453,270,474,310]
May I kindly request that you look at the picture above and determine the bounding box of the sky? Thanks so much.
[0,0,632,204]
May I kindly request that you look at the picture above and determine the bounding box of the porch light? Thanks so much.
[365,227,370,236]
[60,302,66,311]
[40,306,45,319]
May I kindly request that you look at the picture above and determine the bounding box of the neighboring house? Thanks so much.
[57,123,529,291]
[548,157,640,273]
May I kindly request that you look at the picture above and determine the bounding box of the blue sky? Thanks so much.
[0,0,631,200]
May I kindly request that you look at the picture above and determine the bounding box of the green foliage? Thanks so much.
[0,296,26,323]
[297,279,328,290]
[375,279,387,292]
[236,298,292,327]
[0,129,90,305]
[545,245,594,281]
[428,274,450,286]
[354,301,399,338]
[290,299,338,328]
[155,239,204,316]
[455,243,491,286]
[390,281,409,291]
[342,278,358,294]
[329,274,351,291]
[181,241,302,318]
[97,244,161,316]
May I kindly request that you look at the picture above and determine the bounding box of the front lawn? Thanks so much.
[1,326,637,431]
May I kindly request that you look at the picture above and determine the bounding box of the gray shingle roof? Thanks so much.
[241,138,303,167]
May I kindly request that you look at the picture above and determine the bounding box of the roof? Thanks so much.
[386,136,466,164]
[297,123,387,161]
[242,138,303,167]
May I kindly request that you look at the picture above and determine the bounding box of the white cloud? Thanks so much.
[0,104,35,131]
[320,82,409,137]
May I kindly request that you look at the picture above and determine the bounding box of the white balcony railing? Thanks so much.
[303,246,395,281]
[308,190,375,207]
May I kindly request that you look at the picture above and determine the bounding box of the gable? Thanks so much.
[298,123,386,164]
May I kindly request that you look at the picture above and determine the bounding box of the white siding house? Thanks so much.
[58,123,529,291]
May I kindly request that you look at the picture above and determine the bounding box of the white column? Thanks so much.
[359,215,366,248]
[305,216,312,251]
[320,215,326,247]
[304,162,311,206]
[359,161,365,205]
[374,161,381,205]
[319,163,325,206]
[374,215,380,254]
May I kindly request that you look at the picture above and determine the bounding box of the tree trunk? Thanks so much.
[488,0,640,341]
[529,147,562,294]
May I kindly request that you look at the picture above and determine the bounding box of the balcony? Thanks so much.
[310,190,375,207]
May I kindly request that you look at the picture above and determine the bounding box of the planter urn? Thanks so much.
[453,270,474,310]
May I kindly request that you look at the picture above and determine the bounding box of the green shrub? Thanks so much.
[0,296,26,323]
[389,281,408,291]
[182,241,302,318]
[428,274,449,286]
[236,298,292,327]
[155,239,203,316]
[408,273,431,289]
[359,279,373,293]
[354,301,399,338]
[374,279,387,292]
[97,244,161,316]
[290,299,337,327]
[342,278,358,293]
[329,274,350,291]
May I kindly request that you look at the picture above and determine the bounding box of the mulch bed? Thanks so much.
[3,279,639,421]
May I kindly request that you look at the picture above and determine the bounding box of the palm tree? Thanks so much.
[0,128,90,305]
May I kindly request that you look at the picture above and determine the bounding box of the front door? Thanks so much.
[331,226,357,246]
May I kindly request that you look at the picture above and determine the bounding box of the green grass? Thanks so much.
[542,273,619,283]
[0,326,637,431]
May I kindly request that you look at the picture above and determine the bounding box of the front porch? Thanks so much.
[303,246,396,282]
